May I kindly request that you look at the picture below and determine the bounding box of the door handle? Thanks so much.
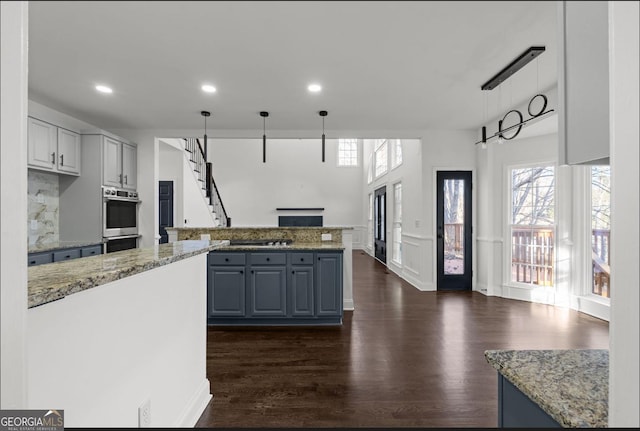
[437,234,443,239]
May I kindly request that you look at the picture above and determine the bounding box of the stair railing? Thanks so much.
[183,138,231,227]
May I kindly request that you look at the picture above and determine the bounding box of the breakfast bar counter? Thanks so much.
[484,349,608,428]
[27,239,229,308]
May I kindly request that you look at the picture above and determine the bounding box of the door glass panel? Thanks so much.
[444,179,464,275]
[380,194,385,241]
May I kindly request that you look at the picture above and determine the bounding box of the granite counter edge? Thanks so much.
[28,241,228,309]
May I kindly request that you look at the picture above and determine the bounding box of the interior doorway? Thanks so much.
[436,171,472,290]
[159,180,173,244]
[374,186,387,263]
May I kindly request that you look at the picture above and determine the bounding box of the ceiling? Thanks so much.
[28,1,558,133]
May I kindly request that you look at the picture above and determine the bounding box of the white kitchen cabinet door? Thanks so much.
[121,142,137,190]
[103,136,122,187]
[28,117,57,170]
[56,128,81,175]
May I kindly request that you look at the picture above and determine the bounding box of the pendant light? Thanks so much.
[260,111,269,163]
[201,110,210,161]
[319,110,328,162]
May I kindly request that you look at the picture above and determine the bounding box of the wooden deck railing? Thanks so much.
[444,223,464,256]
[591,228,610,298]
[511,226,554,286]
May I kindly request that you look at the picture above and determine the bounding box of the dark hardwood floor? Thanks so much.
[196,251,609,428]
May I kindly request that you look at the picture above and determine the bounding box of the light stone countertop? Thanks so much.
[484,349,608,428]
[28,240,229,309]
[216,242,344,251]
[28,240,105,254]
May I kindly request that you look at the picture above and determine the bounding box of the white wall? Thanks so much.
[608,1,639,426]
[0,0,28,409]
[209,138,363,227]
[27,254,211,427]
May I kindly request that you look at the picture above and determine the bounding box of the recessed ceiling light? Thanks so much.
[95,85,113,94]
[308,84,322,93]
[201,84,217,93]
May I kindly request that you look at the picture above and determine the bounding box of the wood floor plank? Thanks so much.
[196,251,609,428]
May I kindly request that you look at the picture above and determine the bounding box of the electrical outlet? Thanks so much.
[321,233,332,241]
[138,399,151,428]
[30,220,38,230]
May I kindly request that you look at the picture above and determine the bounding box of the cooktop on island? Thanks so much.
[228,239,293,247]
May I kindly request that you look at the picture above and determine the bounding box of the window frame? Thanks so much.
[392,181,402,265]
[391,139,403,170]
[374,139,388,179]
[336,138,359,167]
[506,163,557,289]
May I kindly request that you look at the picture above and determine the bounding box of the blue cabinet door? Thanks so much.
[316,252,343,317]
[290,265,314,317]
[208,266,245,317]
[249,266,287,316]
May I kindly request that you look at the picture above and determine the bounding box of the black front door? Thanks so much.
[374,186,387,263]
[158,181,173,244]
[436,171,472,290]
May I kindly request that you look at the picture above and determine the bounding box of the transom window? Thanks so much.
[391,139,403,168]
[374,139,388,178]
[337,139,358,167]
[510,166,555,286]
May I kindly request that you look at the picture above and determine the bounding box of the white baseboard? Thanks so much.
[343,299,354,311]
[174,378,212,427]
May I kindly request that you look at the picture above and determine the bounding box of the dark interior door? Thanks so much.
[374,186,387,263]
[159,181,173,244]
[437,171,472,290]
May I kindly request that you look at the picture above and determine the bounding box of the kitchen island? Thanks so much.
[26,240,228,427]
[166,226,355,311]
[484,349,608,428]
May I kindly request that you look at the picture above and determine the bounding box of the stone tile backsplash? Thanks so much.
[28,170,59,246]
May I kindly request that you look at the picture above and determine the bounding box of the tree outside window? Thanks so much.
[510,166,555,286]
[591,166,611,298]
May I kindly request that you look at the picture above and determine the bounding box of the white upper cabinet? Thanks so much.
[102,136,137,190]
[28,116,81,175]
[28,117,57,170]
[56,128,81,175]
[558,1,610,165]
[103,136,123,187]
[121,142,137,190]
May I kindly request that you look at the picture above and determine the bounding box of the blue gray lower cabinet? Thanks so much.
[498,374,561,428]
[28,243,103,266]
[207,250,343,325]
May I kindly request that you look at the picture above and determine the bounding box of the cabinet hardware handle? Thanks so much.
[119,173,122,183]
[60,154,64,166]
[124,175,128,184]
[251,270,254,274]
[292,270,295,274]
[240,270,244,274]
[51,152,55,164]
[301,258,304,261]
[225,258,229,262]
[266,258,270,261]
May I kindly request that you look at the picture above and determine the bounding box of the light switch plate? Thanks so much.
[321,233,332,241]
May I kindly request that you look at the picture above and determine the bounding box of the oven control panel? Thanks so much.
[103,187,138,200]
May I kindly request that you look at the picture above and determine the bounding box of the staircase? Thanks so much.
[183,138,230,227]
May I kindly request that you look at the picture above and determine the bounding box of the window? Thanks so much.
[391,139,403,168]
[510,166,555,286]
[374,139,388,178]
[367,153,373,184]
[392,182,402,264]
[591,166,611,298]
[337,138,358,167]
[367,193,374,249]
